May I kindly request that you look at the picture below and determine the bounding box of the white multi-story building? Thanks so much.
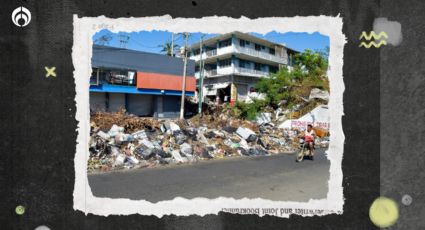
[188,31,298,103]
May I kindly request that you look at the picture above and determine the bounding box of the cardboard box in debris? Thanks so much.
[88,109,329,173]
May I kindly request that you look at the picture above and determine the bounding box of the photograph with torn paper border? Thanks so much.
[73,16,345,217]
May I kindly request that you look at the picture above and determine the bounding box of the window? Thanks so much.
[96,69,137,86]
[254,63,262,70]
[269,48,275,55]
[239,60,247,68]
[219,39,232,48]
[90,68,100,85]
[269,65,278,73]
[255,44,261,51]
[240,39,250,47]
[219,59,231,67]
[90,68,114,85]
[240,39,245,47]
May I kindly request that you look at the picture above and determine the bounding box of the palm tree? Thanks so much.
[159,41,179,56]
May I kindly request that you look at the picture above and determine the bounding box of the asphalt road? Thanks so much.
[88,148,330,203]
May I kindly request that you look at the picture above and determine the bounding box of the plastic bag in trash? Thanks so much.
[256,112,272,125]
[158,157,171,164]
[152,148,171,158]
[108,124,124,137]
[171,150,188,163]
[184,127,198,137]
[136,147,155,160]
[201,149,213,159]
[236,127,257,142]
[180,143,193,156]
[114,154,126,166]
[237,147,249,156]
[140,139,155,149]
[126,156,139,164]
[109,146,121,156]
[169,122,181,132]
[97,131,110,140]
[174,132,187,145]
[258,138,271,150]
[160,124,167,133]
[223,126,237,133]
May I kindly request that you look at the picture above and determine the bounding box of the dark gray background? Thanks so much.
[380,0,425,229]
[0,0,423,229]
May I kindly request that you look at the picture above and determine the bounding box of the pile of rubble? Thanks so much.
[88,111,303,173]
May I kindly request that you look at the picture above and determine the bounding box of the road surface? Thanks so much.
[88,148,330,202]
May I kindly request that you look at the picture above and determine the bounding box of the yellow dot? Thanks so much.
[369,197,399,228]
[15,205,25,215]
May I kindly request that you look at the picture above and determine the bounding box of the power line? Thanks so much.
[129,37,160,49]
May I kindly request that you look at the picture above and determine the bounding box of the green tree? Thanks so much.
[254,49,330,110]
[255,67,295,107]
[293,49,328,78]
[159,41,179,56]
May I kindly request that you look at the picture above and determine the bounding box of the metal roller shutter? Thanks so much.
[108,93,125,112]
[127,94,153,116]
[90,92,106,112]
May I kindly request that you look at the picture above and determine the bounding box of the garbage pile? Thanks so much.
[87,111,302,173]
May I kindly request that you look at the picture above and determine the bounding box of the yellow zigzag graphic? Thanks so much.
[359,40,387,48]
[359,31,388,40]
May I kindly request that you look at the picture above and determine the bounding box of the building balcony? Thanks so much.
[234,45,287,64]
[195,66,270,79]
[190,45,287,64]
[195,69,217,79]
[234,67,270,77]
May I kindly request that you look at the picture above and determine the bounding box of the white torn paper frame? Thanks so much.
[72,15,346,217]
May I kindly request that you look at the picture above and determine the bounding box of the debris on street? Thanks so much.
[88,79,331,173]
[87,107,325,173]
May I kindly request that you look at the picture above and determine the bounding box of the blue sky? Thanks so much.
[93,29,329,54]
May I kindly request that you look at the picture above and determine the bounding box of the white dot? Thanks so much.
[401,194,412,206]
[35,226,50,230]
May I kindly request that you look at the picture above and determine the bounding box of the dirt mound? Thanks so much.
[91,109,160,133]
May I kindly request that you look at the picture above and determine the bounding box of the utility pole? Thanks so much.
[198,35,205,116]
[179,32,189,119]
[171,32,174,57]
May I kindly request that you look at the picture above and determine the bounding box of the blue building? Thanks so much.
[90,45,196,118]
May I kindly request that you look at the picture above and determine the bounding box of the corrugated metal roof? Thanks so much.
[92,45,195,76]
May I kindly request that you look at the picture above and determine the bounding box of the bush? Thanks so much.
[253,49,329,110]
[255,68,295,106]
[224,49,329,120]
[228,99,267,120]
[301,76,329,91]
